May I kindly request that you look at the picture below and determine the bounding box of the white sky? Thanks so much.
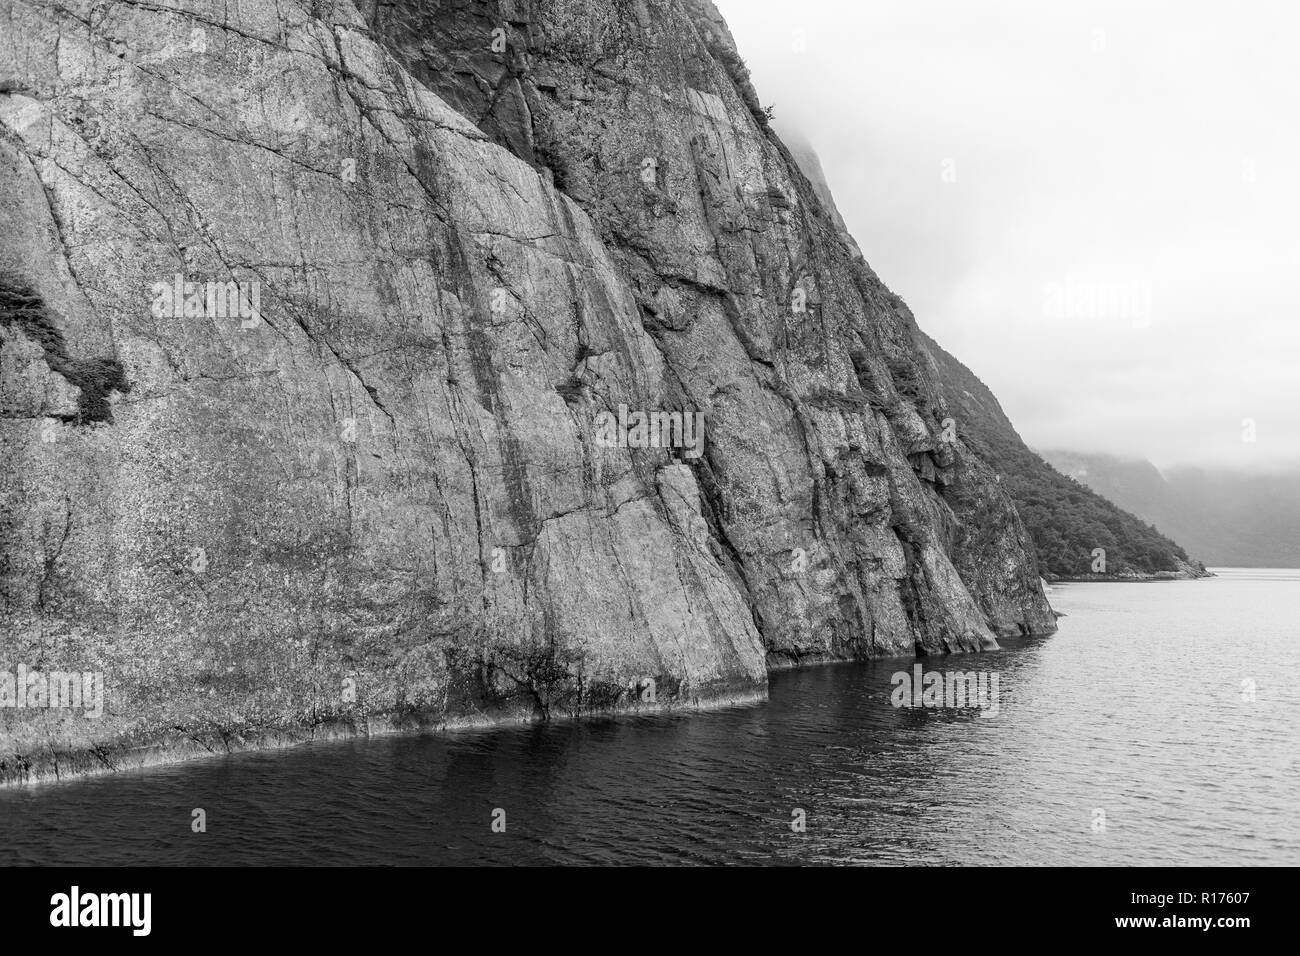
[715,0,1299,470]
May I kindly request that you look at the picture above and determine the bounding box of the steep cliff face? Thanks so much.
[361,0,1057,646]
[0,0,1053,783]
[775,126,1054,628]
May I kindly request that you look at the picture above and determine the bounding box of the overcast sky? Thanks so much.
[715,0,1299,471]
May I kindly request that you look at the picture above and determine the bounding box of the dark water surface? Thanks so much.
[2,569,1297,865]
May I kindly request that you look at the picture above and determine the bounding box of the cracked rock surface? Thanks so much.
[0,0,1053,784]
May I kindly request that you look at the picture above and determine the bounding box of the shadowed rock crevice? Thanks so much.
[0,275,131,424]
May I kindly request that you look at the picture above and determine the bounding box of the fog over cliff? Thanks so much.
[716,0,1300,471]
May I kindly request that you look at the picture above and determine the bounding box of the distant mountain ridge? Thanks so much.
[1042,451,1300,569]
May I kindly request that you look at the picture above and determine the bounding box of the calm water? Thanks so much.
[2,568,1297,866]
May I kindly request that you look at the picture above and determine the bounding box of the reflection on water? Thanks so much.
[1,569,1296,865]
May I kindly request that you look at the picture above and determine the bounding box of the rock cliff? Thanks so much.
[0,0,1054,784]
[775,125,1207,584]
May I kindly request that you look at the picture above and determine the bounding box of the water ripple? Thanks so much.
[1,570,1297,865]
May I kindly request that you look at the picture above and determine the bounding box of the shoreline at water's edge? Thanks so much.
[1,627,1066,789]
[1045,569,1216,584]
[0,684,772,790]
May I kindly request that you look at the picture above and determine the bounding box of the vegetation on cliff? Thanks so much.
[917,331,1204,579]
